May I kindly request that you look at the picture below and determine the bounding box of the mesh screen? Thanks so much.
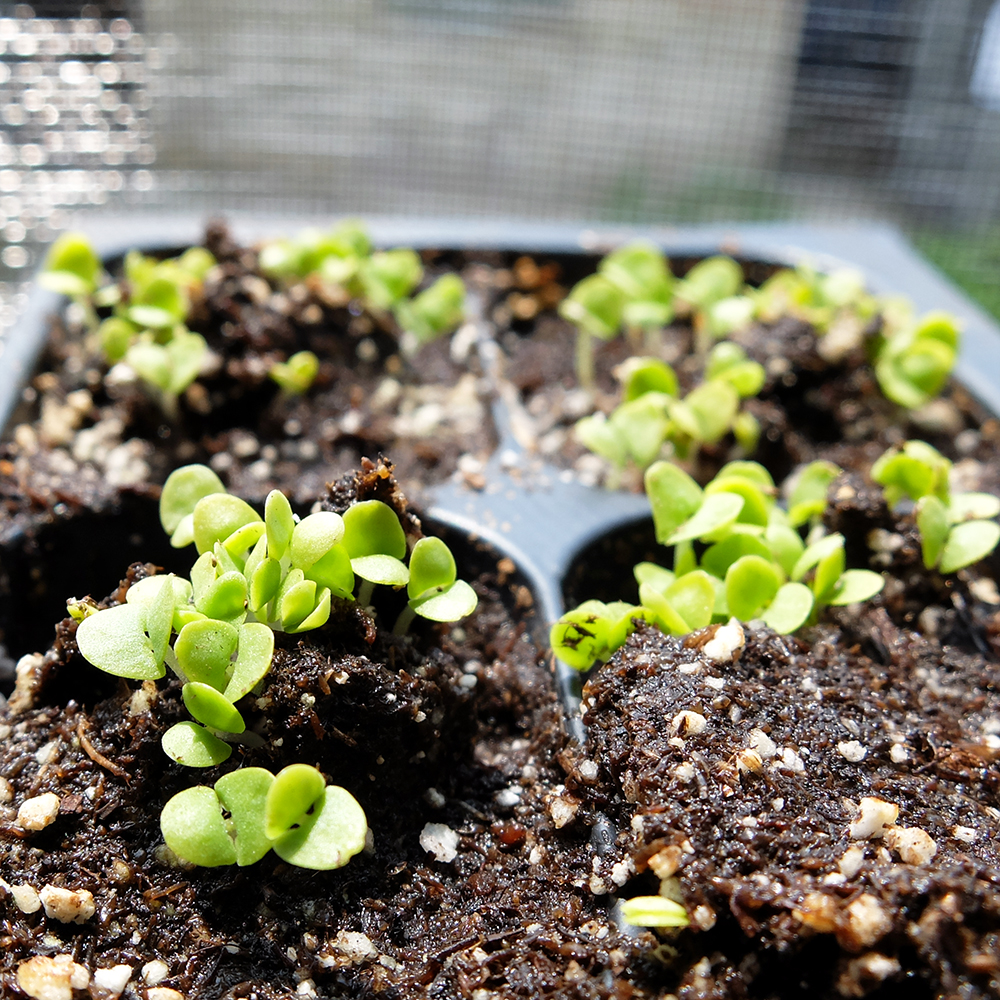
[1,0,1000,331]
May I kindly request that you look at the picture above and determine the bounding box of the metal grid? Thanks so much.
[1,0,1000,334]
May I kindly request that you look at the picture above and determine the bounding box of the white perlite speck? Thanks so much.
[39,885,96,924]
[549,795,580,829]
[671,710,707,736]
[419,822,459,863]
[141,960,170,985]
[16,954,90,1000]
[884,826,937,865]
[849,797,899,840]
[702,619,745,664]
[749,729,777,759]
[953,825,978,843]
[889,744,909,764]
[17,792,61,831]
[7,882,41,913]
[91,965,133,997]
[837,740,867,763]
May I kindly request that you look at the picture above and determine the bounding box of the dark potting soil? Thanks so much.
[1,233,1000,999]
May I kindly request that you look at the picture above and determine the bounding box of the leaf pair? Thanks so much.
[549,600,642,671]
[161,764,367,871]
[875,311,960,410]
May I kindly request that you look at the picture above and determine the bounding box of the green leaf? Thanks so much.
[41,232,101,295]
[304,544,355,600]
[598,242,673,303]
[214,767,274,866]
[342,500,407,559]
[360,249,423,311]
[126,340,171,391]
[394,273,465,345]
[633,562,675,593]
[350,554,410,587]
[264,489,295,562]
[279,577,318,630]
[558,274,625,340]
[128,274,188,328]
[174,618,239,690]
[812,543,846,604]
[678,380,739,443]
[161,464,227,536]
[270,350,319,395]
[196,571,248,623]
[938,520,1000,574]
[222,520,266,570]
[827,569,885,606]
[639,583,691,635]
[787,460,841,527]
[193,494,262,555]
[124,574,181,666]
[575,413,627,466]
[916,495,949,569]
[705,295,755,337]
[249,556,282,614]
[76,602,164,680]
[271,785,368,871]
[705,476,771,526]
[914,310,960,351]
[97,316,136,361]
[410,579,478,623]
[285,587,332,634]
[645,461,703,544]
[764,523,805,577]
[407,537,457,598]
[165,330,208,396]
[665,570,716,630]
[948,492,1000,523]
[725,555,781,621]
[616,357,679,401]
[264,763,326,840]
[619,895,689,928]
[223,623,275,702]
[550,601,614,670]
[182,682,245,734]
[174,245,216,282]
[792,533,845,582]
[160,786,236,866]
[760,582,813,633]
[610,395,671,468]
[190,551,217,605]
[290,511,346,569]
[701,534,772,578]
[667,492,745,545]
[161,721,232,767]
[676,256,743,309]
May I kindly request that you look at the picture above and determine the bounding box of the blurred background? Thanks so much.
[1,0,999,336]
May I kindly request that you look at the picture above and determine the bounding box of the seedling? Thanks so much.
[874,311,960,410]
[558,273,626,391]
[394,536,478,635]
[160,764,367,871]
[39,232,103,328]
[786,460,842,527]
[619,896,690,929]
[550,599,644,671]
[269,350,320,396]
[395,273,466,353]
[359,249,424,312]
[258,221,371,284]
[872,440,1000,572]
[790,532,884,613]
[598,242,674,350]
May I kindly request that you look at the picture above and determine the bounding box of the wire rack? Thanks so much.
[1,0,999,337]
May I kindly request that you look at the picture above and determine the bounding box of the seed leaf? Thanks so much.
[160,786,237,867]
[664,571,716,630]
[916,495,949,569]
[645,462,703,543]
[223,623,275,702]
[264,489,295,562]
[351,554,410,587]
[264,764,327,841]
[633,562,675,593]
[619,895,690,928]
[827,569,885,606]
[760,582,813,633]
[182,682,245,734]
[76,602,164,680]
[725,555,781,621]
[304,544,355,600]
[290,511,346,569]
[161,721,232,767]
[667,492,745,545]
[948,492,1000,523]
[285,588,332,634]
[342,500,407,560]
[197,571,248,623]
[410,579,478,623]
[214,768,274,866]
[939,520,1000,574]
[174,618,239,690]
[271,785,369,871]
[407,537,457,598]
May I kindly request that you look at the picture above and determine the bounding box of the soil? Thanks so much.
[1,229,999,1000]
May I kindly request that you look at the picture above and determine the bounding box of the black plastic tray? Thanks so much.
[7,215,1000,737]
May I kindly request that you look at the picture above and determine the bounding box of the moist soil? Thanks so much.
[1,232,999,999]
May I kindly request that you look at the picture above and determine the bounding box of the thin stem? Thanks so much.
[575,329,594,391]
[643,326,663,354]
[392,604,416,637]
[625,324,642,352]
[357,579,375,609]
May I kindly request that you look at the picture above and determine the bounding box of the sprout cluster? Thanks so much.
[258,220,467,353]
[872,440,1000,573]
[551,459,884,670]
[69,463,479,869]
[75,464,478,769]
[874,310,961,410]
[161,763,367,871]
[41,232,216,418]
[574,343,764,484]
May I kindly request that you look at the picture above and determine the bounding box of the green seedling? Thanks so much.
[874,310,960,409]
[393,536,478,635]
[619,896,690,929]
[39,232,103,328]
[724,555,814,633]
[395,273,467,352]
[791,532,884,612]
[638,568,716,636]
[558,273,626,391]
[598,241,674,349]
[269,350,320,396]
[342,499,409,606]
[674,255,744,313]
[259,221,372,284]
[704,342,765,399]
[160,764,367,871]
[550,600,643,671]
[786,460,841,527]
[872,440,1000,573]
[359,249,424,312]
[754,264,873,332]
